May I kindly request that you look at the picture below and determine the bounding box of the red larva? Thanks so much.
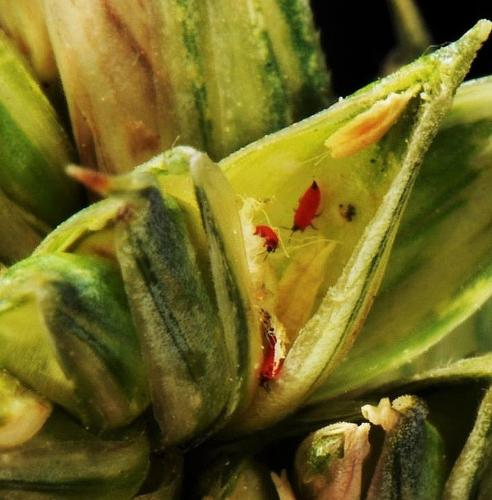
[254,224,279,253]
[292,180,321,232]
[260,332,284,389]
[259,310,285,389]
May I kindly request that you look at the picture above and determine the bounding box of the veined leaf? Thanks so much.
[444,385,492,499]
[0,410,149,500]
[43,0,329,173]
[0,253,148,431]
[261,0,331,121]
[194,455,278,500]
[221,21,492,434]
[43,0,162,174]
[366,354,492,400]
[313,76,492,403]
[0,0,56,82]
[0,30,81,263]
[0,189,48,264]
[135,451,183,500]
[367,303,492,396]
[0,370,52,449]
[0,30,80,227]
[190,152,263,420]
[307,305,492,406]
[112,175,232,447]
[297,351,492,438]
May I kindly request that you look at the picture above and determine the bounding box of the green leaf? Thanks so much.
[190,152,263,420]
[312,76,492,403]
[135,451,183,499]
[307,311,492,406]
[0,0,56,82]
[444,385,492,499]
[194,455,278,500]
[113,175,232,447]
[0,370,52,449]
[221,21,492,434]
[0,410,149,500]
[261,0,331,120]
[0,190,47,264]
[0,253,148,431]
[60,149,261,445]
[0,30,81,227]
[373,354,492,399]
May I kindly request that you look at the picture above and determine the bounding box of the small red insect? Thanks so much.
[292,180,322,232]
[254,224,279,253]
[260,332,284,389]
[259,310,285,390]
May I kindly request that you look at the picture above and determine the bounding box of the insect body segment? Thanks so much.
[254,224,279,253]
[260,309,285,389]
[292,181,321,232]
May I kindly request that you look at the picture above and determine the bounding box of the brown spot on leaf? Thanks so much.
[117,204,135,223]
[102,0,153,74]
[125,120,160,157]
[88,245,116,261]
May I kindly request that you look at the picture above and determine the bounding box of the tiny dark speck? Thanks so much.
[339,203,356,221]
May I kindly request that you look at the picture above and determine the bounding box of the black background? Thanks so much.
[311,0,492,96]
